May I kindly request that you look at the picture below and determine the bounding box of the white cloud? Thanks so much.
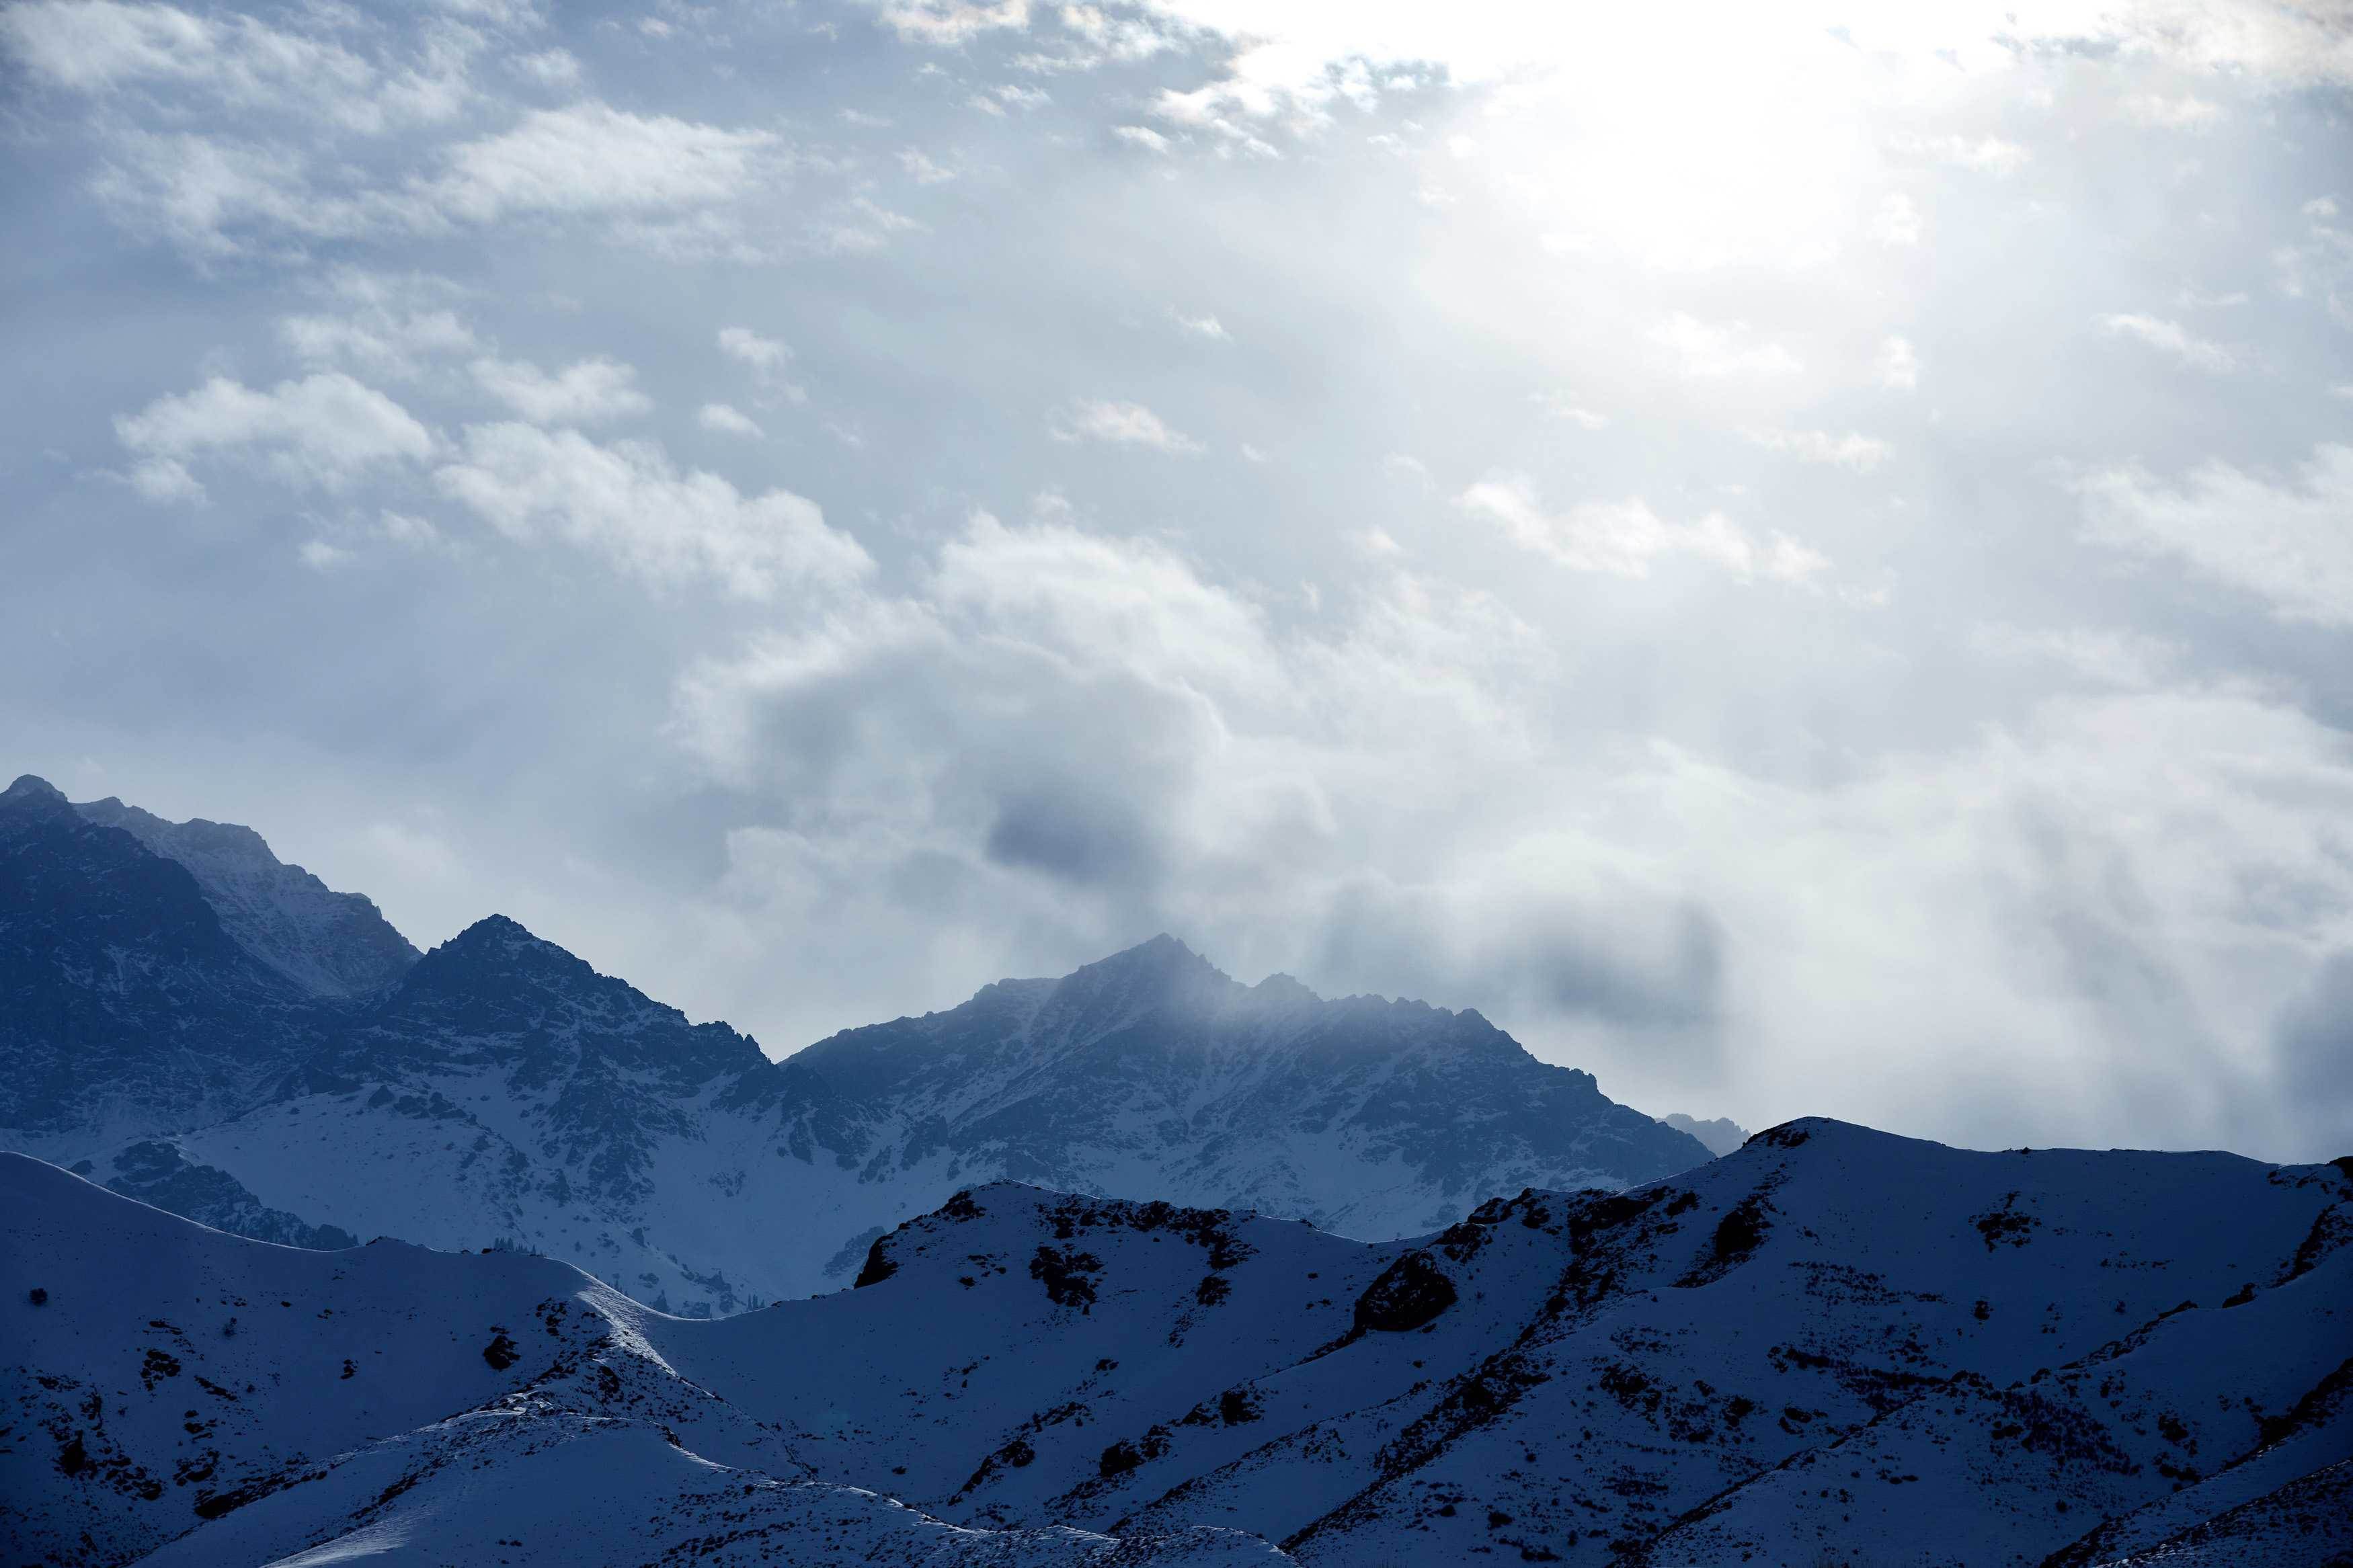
[1,1,372,106]
[1872,192,1922,247]
[1650,313,1804,379]
[1897,134,2031,175]
[510,48,581,89]
[1381,452,1433,489]
[1967,622,2176,688]
[1050,3,1173,65]
[970,83,1051,115]
[2098,313,2237,372]
[811,194,925,254]
[428,104,781,224]
[1049,399,1206,454]
[1461,477,1829,584]
[1172,311,1229,339]
[434,423,873,599]
[280,276,477,380]
[1113,124,1172,153]
[116,372,432,491]
[124,456,204,504]
[898,148,956,185]
[1876,335,1919,391]
[0,0,481,138]
[89,131,381,257]
[871,0,1030,44]
[699,402,764,438]
[2077,444,2353,626]
[430,0,543,28]
[1537,395,1609,429]
[717,325,808,404]
[718,326,791,374]
[282,309,475,376]
[379,510,447,550]
[1749,429,1894,471]
[470,356,652,425]
[2124,93,2222,129]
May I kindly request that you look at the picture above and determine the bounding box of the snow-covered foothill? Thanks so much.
[8,1119,2349,1566]
[0,1153,1283,1568]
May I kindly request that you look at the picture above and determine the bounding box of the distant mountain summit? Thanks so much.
[0,775,311,1141]
[73,794,416,997]
[797,932,1705,1237]
[1659,1111,1749,1157]
[0,774,1711,1313]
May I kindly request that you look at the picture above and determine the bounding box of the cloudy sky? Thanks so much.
[5,0,2352,1160]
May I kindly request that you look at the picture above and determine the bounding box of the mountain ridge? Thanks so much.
[0,774,1712,1314]
[71,792,417,998]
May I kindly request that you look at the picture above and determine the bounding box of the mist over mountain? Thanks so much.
[1,774,1708,1314]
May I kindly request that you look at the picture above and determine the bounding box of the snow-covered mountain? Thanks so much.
[0,1153,1277,1568]
[0,776,319,1147]
[9,1118,2348,1567]
[0,774,1711,1314]
[73,795,417,999]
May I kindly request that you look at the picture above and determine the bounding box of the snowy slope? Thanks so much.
[73,796,417,999]
[10,1122,2349,1567]
[635,1121,2352,1567]
[0,1153,1283,1568]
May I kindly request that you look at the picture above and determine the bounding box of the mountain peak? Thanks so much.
[1091,932,1218,976]
[450,912,542,948]
[1045,933,1236,1022]
[1248,971,1320,1005]
[72,791,418,998]
[407,915,580,988]
[1,774,75,831]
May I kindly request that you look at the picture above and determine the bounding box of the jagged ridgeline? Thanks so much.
[0,773,1710,1314]
[5,1122,2348,1567]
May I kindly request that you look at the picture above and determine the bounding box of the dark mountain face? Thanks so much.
[329,914,770,1087]
[0,776,313,1137]
[72,796,418,998]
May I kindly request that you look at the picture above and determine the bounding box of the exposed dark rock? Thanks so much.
[1353,1249,1457,1333]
